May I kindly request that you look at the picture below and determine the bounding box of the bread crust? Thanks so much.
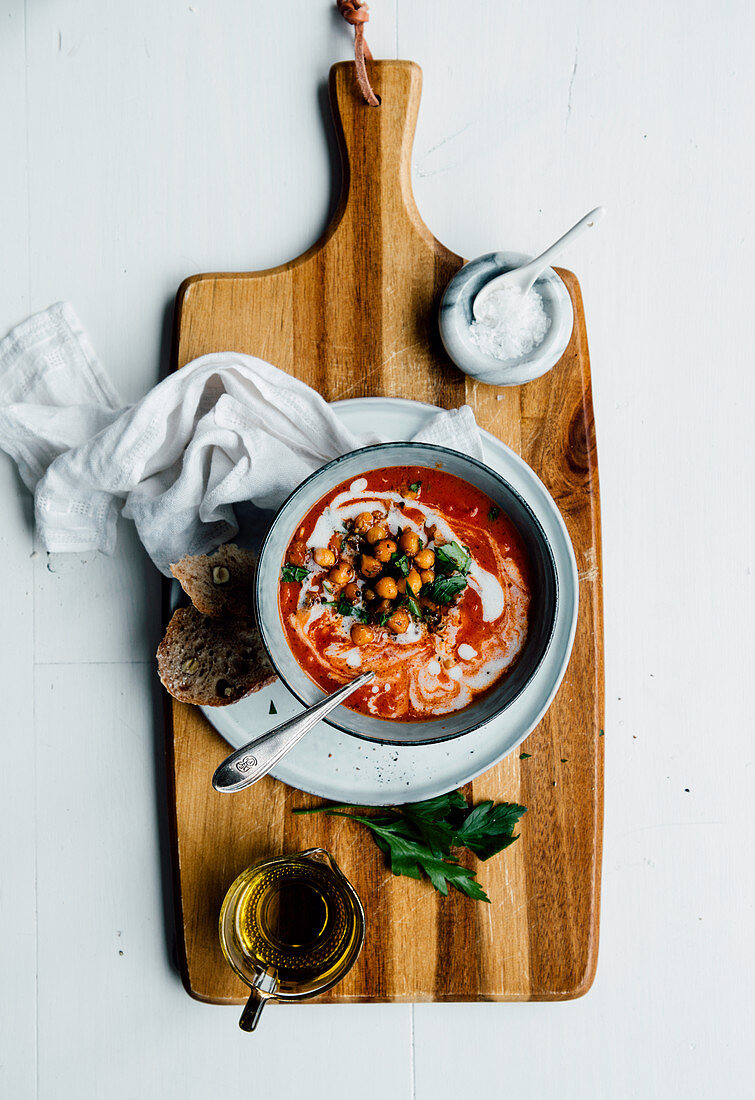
[169,543,257,617]
[157,605,276,706]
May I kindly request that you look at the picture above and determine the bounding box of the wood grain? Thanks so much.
[168,60,603,1004]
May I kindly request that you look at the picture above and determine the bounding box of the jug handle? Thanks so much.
[239,988,268,1032]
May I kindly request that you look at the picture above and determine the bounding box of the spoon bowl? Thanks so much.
[212,670,375,792]
[472,207,605,321]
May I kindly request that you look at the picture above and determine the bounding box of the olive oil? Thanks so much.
[220,849,365,1002]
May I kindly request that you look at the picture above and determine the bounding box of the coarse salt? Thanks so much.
[469,284,551,361]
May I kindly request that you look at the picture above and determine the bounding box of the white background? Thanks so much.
[1,1,753,1097]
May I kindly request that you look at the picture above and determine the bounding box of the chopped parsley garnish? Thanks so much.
[323,596,368,621]
[519,752,532,759]
[294,790,526,902]
[337,596,366,620]
[280,564,309,583]
[268,700,277,715]
[435,541,472,576]
[390,553,411,576]
[403,595,422,618]
[488,506,500,521]
[408,481,422,493]
[425,573,468,604]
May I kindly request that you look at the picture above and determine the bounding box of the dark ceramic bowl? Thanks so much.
[255,442,559,747]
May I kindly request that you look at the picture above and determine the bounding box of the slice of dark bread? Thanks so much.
[170,543,257,617]
[157,605,276,706]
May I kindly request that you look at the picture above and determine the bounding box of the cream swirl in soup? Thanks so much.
[278,466,531,721]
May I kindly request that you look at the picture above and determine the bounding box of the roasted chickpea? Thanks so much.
[313,546,336,568]
[375,598,393,615]
[420,569,435,585]
[353,511,374,534]
[399,529,421,557]
[329,561,355,586]
[287,540,308,567]
[366,522,389,545]
[414,548,435,570]
[343,581,360,602]
[360,554,382,578]
[363,587,376,602]
[396,577,407,595]
[374,538,398,563]
[375,576,398,600]
[386,608,411,635]
[351,623,374,646]
[405,568,422,595]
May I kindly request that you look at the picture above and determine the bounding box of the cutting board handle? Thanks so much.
[328,60,441,253]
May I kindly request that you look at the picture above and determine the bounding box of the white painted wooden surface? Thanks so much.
[1,1,753,1096]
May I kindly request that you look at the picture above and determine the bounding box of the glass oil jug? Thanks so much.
[219,848,365,1031]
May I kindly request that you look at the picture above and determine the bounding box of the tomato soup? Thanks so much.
[278,466,531,721]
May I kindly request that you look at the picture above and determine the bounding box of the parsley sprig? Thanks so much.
[322,595,368,620]
[435,540,472,576]
[421,540,472,605]
[280,563,309,583]
[293,790,526,902]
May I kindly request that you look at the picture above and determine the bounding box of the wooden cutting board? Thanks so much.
[167,60,604,1003]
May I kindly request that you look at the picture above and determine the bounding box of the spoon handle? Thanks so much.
[516,206,605,291]
[212,671,375,793]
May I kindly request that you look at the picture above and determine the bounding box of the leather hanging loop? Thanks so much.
[336,0,380,106]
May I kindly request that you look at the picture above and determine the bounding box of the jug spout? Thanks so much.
[301,847,336,868]
[301,847,350,883]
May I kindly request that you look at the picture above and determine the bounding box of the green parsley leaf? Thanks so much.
[404,791,468,819]
[293,788,525,903]
[311,811,490,902]
[391,553,411,576]
[519,752,532,759]
[488,506,500,521]
[427,573,468,604]
[280,564,309,583]
[268,700,277,715]
[435,541,472,576]
[408,481,422,494]
[324,595,368,621]
[452,800,526,860]
[403,595,422,618]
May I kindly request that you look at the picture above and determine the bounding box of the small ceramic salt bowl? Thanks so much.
[439,251,574,386]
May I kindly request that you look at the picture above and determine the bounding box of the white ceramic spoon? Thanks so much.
[472,206,605,321]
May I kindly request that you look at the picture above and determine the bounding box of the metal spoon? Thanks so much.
[472,206,605,320]
[212,670,375,793]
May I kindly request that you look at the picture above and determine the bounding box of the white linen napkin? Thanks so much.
[0,303,484,575]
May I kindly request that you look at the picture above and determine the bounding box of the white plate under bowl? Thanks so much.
[201,396,578,806]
